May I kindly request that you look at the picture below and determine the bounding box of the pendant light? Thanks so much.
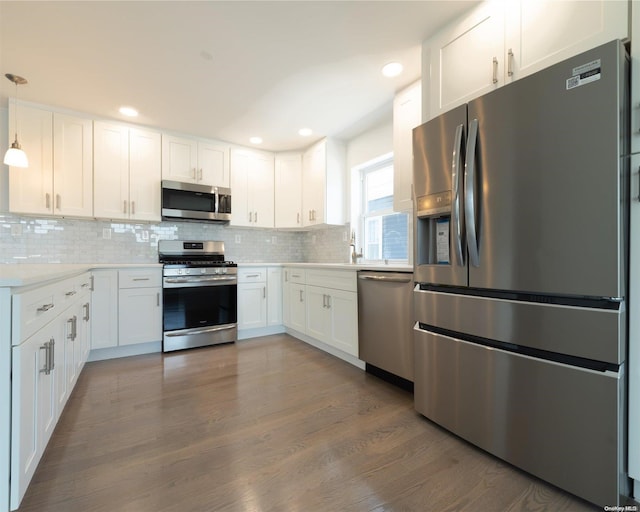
[4,73,28,168]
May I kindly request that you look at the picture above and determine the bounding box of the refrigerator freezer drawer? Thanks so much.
[414,288,624,365]
[413,325,625,507]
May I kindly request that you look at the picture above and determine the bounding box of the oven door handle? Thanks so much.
[165,325,236,337]
[164,276,237,286]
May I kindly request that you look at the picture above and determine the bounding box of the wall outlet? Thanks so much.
[272,235,277,244]
[142,230,149,241]
[235,235,241,244]
[11,224,22,236]
[102,228,111,240]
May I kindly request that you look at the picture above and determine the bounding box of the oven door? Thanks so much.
[162,276,237,352]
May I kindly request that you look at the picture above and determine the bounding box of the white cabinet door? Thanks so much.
[91,270,119,349]
[288,283,307,333]
[198,140,229,187]
[162,134,198,183]
[282,270,291,327]
[62,308,77,406]
[249,152,275,228]
[93,121,130,220]
[118,287,162,346]
[267,267,282,326]
[428,2,504,118]
[275,153,303,228]
[393,80,421,212]
[8,103,53,215]
[230,149,252,227]
[129,128,161,221]
[230,148,275,227]
[10,319,59,510]
[302,141,325,226]
[326,289,358,357]
[238,282,267,329]
[305,285,330,341]
[52,113,93,217]
[505,0,628,83]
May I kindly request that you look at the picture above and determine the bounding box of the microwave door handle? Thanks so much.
[464,118,480,267]
[214,188,219,214]
[451,123,465,266]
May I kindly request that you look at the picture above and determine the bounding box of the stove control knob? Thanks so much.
[221,268,227,274]
[201,268,206,274]
[185,269,191,275]
[214,268,221,274]
[178,269,183,275]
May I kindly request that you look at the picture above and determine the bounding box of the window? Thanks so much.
[358,156,408,262]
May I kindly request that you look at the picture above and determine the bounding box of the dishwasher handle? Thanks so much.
[358,274,412,283]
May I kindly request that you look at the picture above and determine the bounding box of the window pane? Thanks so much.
[365,165,393,214]
[365,216,381,260]
[382,212,409,260]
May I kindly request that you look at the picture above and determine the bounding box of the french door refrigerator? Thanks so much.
[412,39,629,507]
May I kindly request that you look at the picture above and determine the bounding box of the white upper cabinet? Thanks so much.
[301,138,346,227]
[52,114,93,217]
[94,121,161,221]
[9,104,92,217]
[505,0,628,83]
[275,152,303,228]
[393,80,421,213]
[129,128,162,221]
[427,2,505,118]
[426,0,628,119]
[230,147,275,228]
[162,134,229,187]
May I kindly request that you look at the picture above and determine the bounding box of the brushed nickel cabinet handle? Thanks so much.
[507,48,514,77]
[492,57,498,84]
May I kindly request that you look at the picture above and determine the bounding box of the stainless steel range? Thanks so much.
[159,240,237,352]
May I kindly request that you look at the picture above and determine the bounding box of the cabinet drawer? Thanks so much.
[284,268,305,284]
[12,282,59,346]
[119,268,162,288]
[238,267,266,283]
[305,269,356,292]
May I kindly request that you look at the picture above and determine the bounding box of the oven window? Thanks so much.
[162,188,216,213]
[163,285,237,331]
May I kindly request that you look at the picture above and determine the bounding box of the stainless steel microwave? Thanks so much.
[161,180,231,222]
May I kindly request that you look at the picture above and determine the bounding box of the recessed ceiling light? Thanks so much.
[298,128,313,137]
[119,106,139,117]
[250,136,263,144]
[382,62,403,78]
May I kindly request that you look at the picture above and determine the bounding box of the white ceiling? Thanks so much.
[0,1,477,152]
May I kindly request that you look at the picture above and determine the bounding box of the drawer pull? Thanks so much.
[37,303,54,312]
[245,274,261,278]
[132,278,150,281]
[65,290,77,297]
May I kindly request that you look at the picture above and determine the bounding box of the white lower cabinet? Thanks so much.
[283,267,358,358]
[91,268,162,349]
[237,267,282,331]
[10,272,91,511]
[118,287,162,346]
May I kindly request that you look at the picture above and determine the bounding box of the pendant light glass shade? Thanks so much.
[4,137,28,168]
[4,73,29,168]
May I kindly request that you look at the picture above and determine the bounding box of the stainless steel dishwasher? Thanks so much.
[357,270,414,383]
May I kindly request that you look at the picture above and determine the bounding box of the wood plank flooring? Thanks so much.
[17,334,602,512]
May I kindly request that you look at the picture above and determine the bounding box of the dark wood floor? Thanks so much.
[17,334,601,512]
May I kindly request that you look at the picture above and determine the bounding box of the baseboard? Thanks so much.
[238,325,285,340]
[284,327,365,370]
[88,341,162,362]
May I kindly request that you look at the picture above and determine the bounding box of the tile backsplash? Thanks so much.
[0,213,352,265]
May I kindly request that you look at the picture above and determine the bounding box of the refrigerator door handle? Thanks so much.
[451,123,465,266]
[465,118,480,267]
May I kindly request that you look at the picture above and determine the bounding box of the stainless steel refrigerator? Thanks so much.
[412,39,629,507]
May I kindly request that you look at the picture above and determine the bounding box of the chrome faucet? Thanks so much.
[349,231,363,264]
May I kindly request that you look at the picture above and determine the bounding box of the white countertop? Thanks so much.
[0,261,411,288]
[0,263,162,288]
